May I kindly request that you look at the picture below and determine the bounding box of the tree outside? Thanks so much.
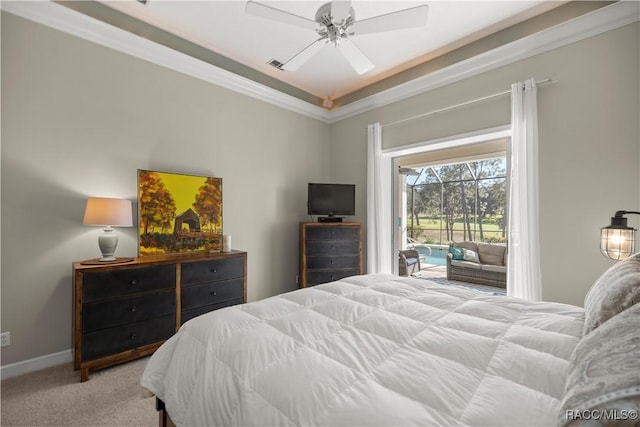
[406,158,507,244]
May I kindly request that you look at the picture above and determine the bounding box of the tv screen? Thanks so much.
[307,183,355,216]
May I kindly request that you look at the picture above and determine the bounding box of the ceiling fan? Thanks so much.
[245,1,429,75]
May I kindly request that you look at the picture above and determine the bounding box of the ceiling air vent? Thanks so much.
[267,59,285,71]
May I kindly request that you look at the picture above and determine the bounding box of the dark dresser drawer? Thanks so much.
[81,314,174,361]
[74,251,247,381]
[300,223,362,288]
[306,255,360,270]
[181,298,244,324]
[83,265,175,302]
[181,257,244,286]
[181,278,244,311]
[306,270,360,286]
[305,240,359,255]
[83,290,175,333]
[305,226,359,241]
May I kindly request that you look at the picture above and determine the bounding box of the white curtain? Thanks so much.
[367,123,393,274]
[507,79,542,301]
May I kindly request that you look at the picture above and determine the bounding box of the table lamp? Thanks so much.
[83,197,133,262]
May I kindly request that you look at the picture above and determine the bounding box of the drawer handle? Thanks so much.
[210,268,217,273]
[210,291,217,296]
[130,306,137,312]
[130,333,137,340]
[130,280,137,286]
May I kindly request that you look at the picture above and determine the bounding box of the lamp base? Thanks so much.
[80,257,135,265]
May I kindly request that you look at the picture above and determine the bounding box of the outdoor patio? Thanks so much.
[410,265,506,296]
[415,264,448,278]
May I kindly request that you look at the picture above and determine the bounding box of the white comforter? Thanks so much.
[141,274,584,427]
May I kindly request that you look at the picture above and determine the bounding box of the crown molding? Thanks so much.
[2,1,638,124]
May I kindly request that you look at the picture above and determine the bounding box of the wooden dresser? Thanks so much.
[73,250,247,381]
[299,222,362,288]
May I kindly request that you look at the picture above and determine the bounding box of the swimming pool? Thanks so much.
[413,245,448,266]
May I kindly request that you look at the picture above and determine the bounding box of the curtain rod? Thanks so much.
[382,78,557,129]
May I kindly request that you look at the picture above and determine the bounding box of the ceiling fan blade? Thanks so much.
[353,5,429,35]
[339,38,374,75]
[331,1,352,24]
[246,1,318,30]
[283,38,327,71]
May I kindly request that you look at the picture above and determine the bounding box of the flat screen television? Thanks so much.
[307,183,355,218]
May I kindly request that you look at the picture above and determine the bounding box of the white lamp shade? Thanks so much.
[83,197,133,227]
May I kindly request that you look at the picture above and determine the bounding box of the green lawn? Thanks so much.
[407,216,506,243]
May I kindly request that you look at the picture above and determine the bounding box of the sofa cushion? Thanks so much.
[477,243,506,266]
[406,257,419,267]
[558,304,640,427]
[450,260,481,270]
[583,253,640,336]
[449,246,464,260]
[462,249,480,263]
[481,264,507,274]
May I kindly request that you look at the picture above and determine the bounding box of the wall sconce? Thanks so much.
[600,210,639,260]
[83,197,133,263]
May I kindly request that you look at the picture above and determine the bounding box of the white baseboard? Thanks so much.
[1,349,72,380]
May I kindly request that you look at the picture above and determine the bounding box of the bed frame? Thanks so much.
[156,398,176,427]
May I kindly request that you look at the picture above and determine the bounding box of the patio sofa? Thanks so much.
[447,241,507,288]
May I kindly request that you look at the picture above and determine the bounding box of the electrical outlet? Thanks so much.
[0,332,10,347]
[296,275,300,284]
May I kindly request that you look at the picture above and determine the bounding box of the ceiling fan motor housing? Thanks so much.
[315,2,355,44]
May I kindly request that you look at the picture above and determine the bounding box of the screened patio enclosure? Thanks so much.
[404,157,507,246]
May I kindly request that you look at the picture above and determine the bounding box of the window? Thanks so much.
[405,156,507,244]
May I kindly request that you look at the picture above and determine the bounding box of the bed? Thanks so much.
[141,254,640,427]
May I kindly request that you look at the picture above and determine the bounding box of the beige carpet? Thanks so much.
[1,357,156,426]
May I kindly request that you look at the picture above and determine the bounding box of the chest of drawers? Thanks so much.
[299,222,362,287]
[73,251,246,381]
[180,255,246,324]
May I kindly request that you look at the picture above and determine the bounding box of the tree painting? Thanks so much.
[193,177,222,233]
[138,170,222,256]
[139,171,177,236]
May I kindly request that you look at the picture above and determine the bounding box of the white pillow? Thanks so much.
[583,253,640,335]
[463,249,480,263]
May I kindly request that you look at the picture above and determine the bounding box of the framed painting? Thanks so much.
[137,169,222,257]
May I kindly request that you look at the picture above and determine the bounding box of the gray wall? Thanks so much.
[330,22,640,307]
[2,12,639,368]
[1,13,331,365]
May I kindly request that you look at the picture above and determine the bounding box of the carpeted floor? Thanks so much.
[1,357,156,426]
